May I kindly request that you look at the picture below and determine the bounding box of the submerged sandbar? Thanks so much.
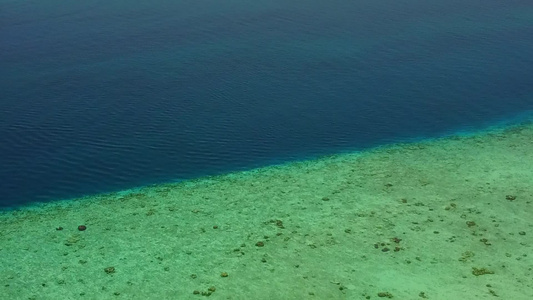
[1,122,532,299]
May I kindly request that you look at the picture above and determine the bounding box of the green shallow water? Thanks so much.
[1,122,532,299]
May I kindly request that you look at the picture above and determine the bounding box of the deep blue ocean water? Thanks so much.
[1,0,532,209]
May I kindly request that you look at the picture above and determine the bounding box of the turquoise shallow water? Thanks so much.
[1,0,532,208]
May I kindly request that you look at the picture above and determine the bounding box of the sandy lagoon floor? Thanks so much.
[1,122,532,300]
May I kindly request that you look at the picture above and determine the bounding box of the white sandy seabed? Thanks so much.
[0,122,532,300]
